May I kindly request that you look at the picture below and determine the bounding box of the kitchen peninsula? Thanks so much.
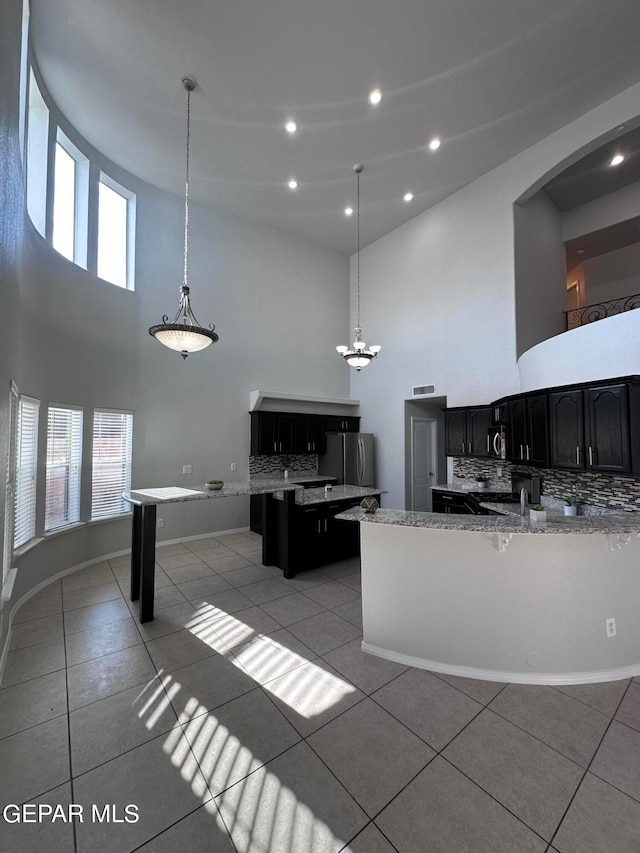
[338,507,640,685]
[124,477,383,622]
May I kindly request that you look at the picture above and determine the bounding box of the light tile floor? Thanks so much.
[1,531,640,851]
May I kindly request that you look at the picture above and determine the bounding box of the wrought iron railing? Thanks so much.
[564,292,640,330]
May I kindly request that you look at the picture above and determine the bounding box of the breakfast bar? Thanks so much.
[338,507,640,685]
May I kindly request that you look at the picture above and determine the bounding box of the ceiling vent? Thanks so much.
[412,384,436,397]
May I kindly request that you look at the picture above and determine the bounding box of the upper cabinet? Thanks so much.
[444,406,492,457]
[509,393,548,466]
[250,412,359,455]
[549,380,640,475]
[324,415,360,432]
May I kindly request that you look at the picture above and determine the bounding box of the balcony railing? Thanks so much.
[564,292,640,330]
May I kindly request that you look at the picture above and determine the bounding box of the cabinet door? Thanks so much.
[251,412,278,455]
[549,390,584,470]
[509,398,527,462]
[296,506,323,569]
[444,411,467,456]
[295,415,326,454]
[585,385,631,474]
[526,394,549,466]
[277,414,296,454]
[467,408,491,457]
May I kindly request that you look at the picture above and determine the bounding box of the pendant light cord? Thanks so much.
[183,86,191,290]
[356,166,360,328]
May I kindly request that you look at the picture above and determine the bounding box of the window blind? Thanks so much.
[91,410,133,519]
[45,405,83,531]
[3,382,18,581]
[14,396,39,549]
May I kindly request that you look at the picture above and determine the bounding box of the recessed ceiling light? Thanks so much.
[403,192,414,202]
[284,119,298,134]
[610,153,625,166]
[428,137,441,151]
[287,179,298,190]
[344,207,354,216]
[368,88,383,106]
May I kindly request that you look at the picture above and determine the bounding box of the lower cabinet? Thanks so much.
[263,493,366,577]
[432,491,476,514]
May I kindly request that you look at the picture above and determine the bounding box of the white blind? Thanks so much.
[92,410,133,519]
[3,382,18,581]
[45,405,83,531]
[14,396,40,549]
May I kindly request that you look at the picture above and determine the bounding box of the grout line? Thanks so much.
[61,584,79,853]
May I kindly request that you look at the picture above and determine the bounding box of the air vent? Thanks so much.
[412,384,435,397]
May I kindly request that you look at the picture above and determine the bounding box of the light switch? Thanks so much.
[183,464,192,474]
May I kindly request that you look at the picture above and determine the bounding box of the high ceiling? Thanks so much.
[30,0,640,255]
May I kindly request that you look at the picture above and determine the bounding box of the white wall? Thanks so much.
[0,1,351,654]
[584,242,640,305]
[351,80,640,510]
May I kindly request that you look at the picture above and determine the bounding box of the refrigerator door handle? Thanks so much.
[357,437,364,486]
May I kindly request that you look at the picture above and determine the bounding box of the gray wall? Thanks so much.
[584,242,640,306]
[0,1,350,656]
[514,192,566,357]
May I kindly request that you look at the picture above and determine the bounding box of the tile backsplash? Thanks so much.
[249,453,318,478]
[452,457,640,512]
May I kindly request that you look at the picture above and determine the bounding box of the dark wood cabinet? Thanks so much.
[549,381,638,475]
[509,393,548,466]
[324,415,360,432]
[584,384,631,474]
[432,491,475,514]
[295,414,326,454]
[444,406,491,457]
[264,492,367,577]
[549,389,584,470]
[251,411,358,455]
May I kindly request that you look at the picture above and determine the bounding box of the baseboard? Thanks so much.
[360,641,640,686]
[0,524,255,684]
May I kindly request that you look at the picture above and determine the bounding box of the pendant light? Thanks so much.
[336,164,381,371]
[149,77,219,359]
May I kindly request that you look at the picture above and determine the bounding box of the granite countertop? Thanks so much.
[432,482,513,495]
[252,473,338,486]
[294,485,385,506]
[124,479,303,505]
[335,507,640,535]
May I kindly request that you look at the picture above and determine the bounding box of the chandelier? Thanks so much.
[149,77,219,358]
[336,164,381,370]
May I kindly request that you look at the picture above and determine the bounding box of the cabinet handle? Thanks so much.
[520,445,524,460]
[576,446,580,465]
[526,445,530,460]
[487,435,490,452]
[469,442,473,454]
[588,446,593,466]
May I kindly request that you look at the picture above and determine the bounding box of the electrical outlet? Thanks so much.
[183,464,192,474]
[605,617,617,638]
[230,462,237,471]
[157,518,164,528]
[497,465,504,477]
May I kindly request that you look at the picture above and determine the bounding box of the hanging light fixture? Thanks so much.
[336,164,381,371]
[149,77,219,359]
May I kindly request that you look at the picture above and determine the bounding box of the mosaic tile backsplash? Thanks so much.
[453,457,640,512]
[249,454,318,477]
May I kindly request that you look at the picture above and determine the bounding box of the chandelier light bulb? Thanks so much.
[284,119,298,134]
[428,137,441,151]
[368,88,383,106]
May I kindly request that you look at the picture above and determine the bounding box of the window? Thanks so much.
[92,410,133,519]
[45,406,83,531]
[14,396,39,549]
[26,69,49,236]
[52,131,88,266]
[98,173,136,289]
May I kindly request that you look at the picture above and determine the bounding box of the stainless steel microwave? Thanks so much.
[487,426,507,459]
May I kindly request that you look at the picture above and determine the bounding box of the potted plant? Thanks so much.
[205,479,224,491]
[474,476,490,490]
[529,504,546,522]
[561,495,579,516]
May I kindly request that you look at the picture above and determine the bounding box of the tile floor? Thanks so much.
[1,530,640,851]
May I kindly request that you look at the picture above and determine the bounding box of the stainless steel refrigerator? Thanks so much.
[318,433,375,486]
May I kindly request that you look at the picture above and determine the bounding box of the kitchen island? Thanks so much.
[337,507,640,685]
[263,485,385,578]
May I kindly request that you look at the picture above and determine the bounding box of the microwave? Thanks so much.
[487,426,507,459]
